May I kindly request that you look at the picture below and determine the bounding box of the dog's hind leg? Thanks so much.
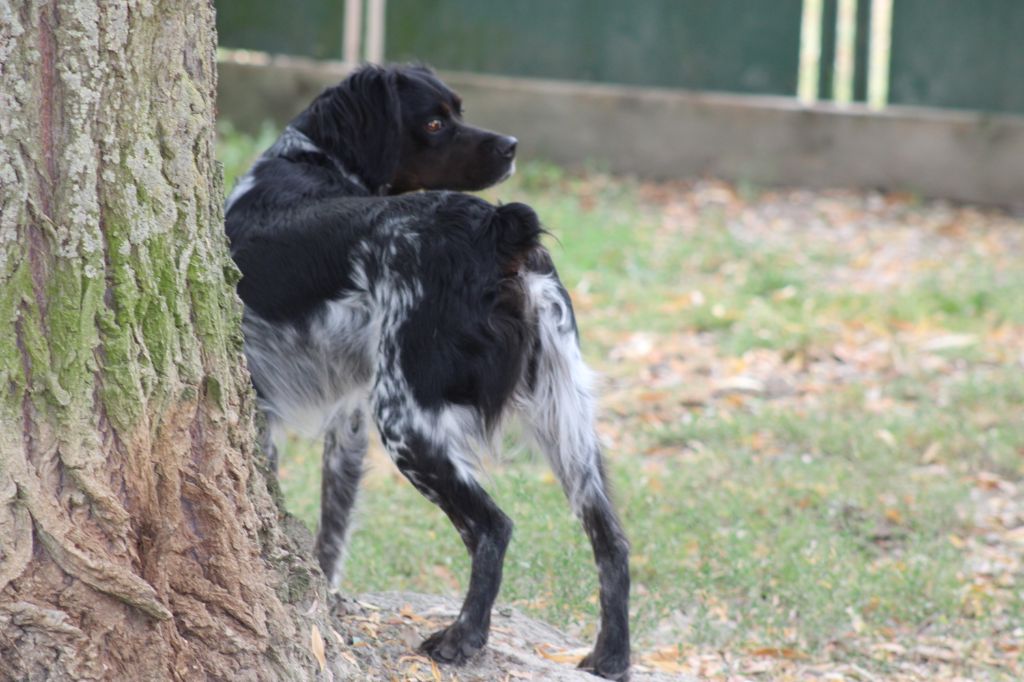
[519,269,631,681]
[316,405,369,589]
[257,413,281,474]
[373,400,513,665]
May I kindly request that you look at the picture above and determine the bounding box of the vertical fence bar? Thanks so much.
[799,0,824,101]
[833,0,857,102]
[344,0,364,64]
[867,0,892,108]
[365,0,386,63]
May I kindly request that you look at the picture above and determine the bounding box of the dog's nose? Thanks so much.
[495,136,518,160]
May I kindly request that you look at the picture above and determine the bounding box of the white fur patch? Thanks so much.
[243,293,377,439]
[225,171,257,213]
[517,271,606,511]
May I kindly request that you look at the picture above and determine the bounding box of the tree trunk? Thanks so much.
[0,1,335,679]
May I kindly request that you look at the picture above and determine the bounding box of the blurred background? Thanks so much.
[216,0,1024,207]
[214,2,1024,679]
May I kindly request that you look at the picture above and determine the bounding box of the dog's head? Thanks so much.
[293,64,517,195]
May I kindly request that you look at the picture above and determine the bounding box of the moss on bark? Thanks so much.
[0,2,347,679]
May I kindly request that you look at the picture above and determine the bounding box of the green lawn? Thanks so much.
[220,125,1024,679]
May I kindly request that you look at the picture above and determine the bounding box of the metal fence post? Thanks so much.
[344,0,363,64]
[365,0,387,64]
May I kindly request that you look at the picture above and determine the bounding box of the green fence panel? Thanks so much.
[889,0,1024,114]
[385,0,804,96]
[852,0,871,102]
[217,0,346,61]
[818,0,838,101]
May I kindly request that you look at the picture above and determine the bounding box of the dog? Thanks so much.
[224,64,630,680]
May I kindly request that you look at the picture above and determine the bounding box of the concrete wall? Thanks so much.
[218,52,1024,209]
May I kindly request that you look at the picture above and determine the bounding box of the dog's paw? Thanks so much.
[418,622,487,665]
[578,648,630,681]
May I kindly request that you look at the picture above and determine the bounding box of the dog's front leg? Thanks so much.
[375,411,512,664]
[316,406,369,589]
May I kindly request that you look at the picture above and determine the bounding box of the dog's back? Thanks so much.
[228,184,543,438]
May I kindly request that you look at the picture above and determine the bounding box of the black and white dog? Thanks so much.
[224,64,630,680]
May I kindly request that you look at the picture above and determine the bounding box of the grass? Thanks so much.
[219,125,1024,677]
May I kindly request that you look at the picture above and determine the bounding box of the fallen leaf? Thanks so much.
[310,624,326,671]
[913,644,959,663]
[740,658,776,674]
[749,647,808,660]
[535,644,589,665]
[398,603,433,624]
[975,471,1011,491]
[639,645,691,673]
[871,642,907,657]
[921,441,942,463]
[847,605,865,634]
[884,507,904,524]
[609,332,657,361]
[712,375,766,396]
[922,334,977,351]
[659,293,696,313]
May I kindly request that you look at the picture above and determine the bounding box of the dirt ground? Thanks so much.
[323,591,681,681]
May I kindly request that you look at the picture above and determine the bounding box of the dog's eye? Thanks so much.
[425,118,445,133]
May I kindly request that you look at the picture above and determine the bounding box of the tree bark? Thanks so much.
[0,1,335,679]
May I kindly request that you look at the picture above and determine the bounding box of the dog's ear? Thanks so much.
[296,65,402,193]
[342,66,402,191]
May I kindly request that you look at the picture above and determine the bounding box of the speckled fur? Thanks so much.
[224,64,631,680]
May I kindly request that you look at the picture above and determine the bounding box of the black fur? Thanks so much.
[225,64,630,681]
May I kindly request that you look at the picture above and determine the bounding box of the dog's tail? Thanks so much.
[487,202,545,273]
